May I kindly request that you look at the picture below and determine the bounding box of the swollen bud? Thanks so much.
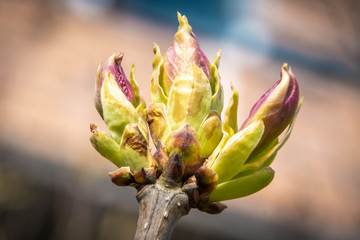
[240,63,299,148]
[165,124,203,176]
[90,123,124,167]
[152,142,169,172]
[109,167,134,186]
[95,53,135,118]
[161,152,185,186]
[162,12,211,94]
[90,13,303,211]
[197,202,227,214]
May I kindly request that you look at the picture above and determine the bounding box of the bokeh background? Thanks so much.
[1,0,360,239]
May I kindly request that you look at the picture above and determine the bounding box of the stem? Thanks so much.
[134,181,190,240]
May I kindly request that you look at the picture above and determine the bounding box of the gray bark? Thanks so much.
[134,182,190,240]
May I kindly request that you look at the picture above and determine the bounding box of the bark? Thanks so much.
[134,182,190,240]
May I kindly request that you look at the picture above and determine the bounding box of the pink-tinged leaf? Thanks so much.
[240,63,300,148]
[95,53,135,117]
[162,13,211,94]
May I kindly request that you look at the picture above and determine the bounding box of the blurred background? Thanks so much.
[1,0,360,239]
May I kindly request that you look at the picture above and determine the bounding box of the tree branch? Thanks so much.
[134,182,190,240]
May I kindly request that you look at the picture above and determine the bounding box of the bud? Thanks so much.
[197,202,227,214]
[95,53,146,144]
[162,12,211,94]
[236,97,303,177]
[161,152,185,186]
[197,112,223,157]
[90,123,124,167]
[133,167,157,185]
[152,142,169,172]
[195,165,218,195]
[95,53,135,118]
[240,63,300,148]
[109,167,134,186]
[90,13,303,210]
[164,124,203,176]
[150,13,223,133]
[182,178,200,206]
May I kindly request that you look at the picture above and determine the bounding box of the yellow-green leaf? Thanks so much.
[101,73,138,143]
[167,65,211,131]
[209,52,224,114]
[198,112,223,157]
[210,120,264,183]
[209,167,274,202]
[90,127,124,167]
[222,83,239,136]
[119,124,150,171]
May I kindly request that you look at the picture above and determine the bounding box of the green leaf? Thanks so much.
[198,112,223,157]
[234,138,279,177]
[222,83,239,136]
[166,65,211,131]
[164,124,201,174]
[148,103,171,147]
[90,128,124,167]
[119,124,150,171]
[209,52,224,114]
[150,44,168,104]
[152,43,163,69]
[129,64,146,109]
[206,132,231,167]
[210,120,265,183]
[209,167,274,202]
[101,73,138,143]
